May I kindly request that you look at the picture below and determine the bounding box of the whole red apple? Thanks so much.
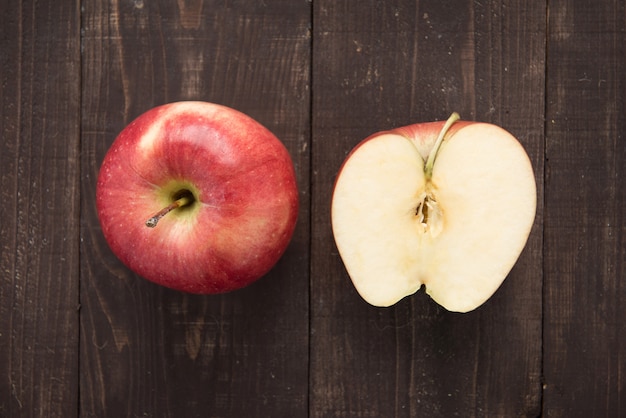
[96,101,299,293]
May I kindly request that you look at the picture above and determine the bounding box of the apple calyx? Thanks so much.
[145,190,195,228]
[415,112,460,237]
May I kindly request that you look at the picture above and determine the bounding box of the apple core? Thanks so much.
[415,191,443,237]
[414,112,460,238]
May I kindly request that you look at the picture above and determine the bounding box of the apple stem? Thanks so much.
[145,195,193,228]
[424,112,461,178]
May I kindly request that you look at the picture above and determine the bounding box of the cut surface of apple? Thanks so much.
[331,113,536,312]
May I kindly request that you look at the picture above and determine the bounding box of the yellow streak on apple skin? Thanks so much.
[136,114,165,155]
[136,102,207,154]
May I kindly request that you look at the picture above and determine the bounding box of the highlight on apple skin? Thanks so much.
[96,101,299,294]
[331,113,537,313]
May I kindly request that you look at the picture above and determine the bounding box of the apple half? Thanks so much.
[331,113,536,312]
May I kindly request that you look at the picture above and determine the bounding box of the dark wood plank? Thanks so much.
[79,1,310,416]
[6,0,624,415]
[310,1,545,416]
[0,0,81,416]
[543,0,625,416]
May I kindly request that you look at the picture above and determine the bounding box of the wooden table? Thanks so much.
[1,1,624,416]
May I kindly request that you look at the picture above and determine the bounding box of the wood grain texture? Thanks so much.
[543,0,626,416]
[2,0,626,415]
[79,0,310,416]
[0,0,81,416]
[310,1,545,416]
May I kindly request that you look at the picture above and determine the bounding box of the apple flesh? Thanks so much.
[96,101,298,294]
[331,113,536,312]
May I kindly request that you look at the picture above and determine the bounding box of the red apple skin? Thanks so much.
[333,119,473,190]
[393,120,472,144]
[96,101,299,294]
